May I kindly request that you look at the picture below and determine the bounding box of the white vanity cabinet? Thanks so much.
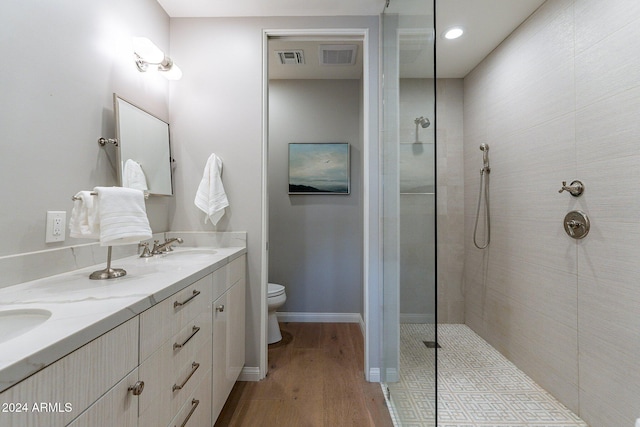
[211,254,246,422]
[0,317,139,427]
[0,249,246,427]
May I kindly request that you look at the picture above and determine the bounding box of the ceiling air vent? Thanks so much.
[318,44,358,66]
[275,50,305,65]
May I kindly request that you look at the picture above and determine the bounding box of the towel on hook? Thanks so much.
[94,186,152,246]
[122,159,148,192]
[194,153,229,226]
[69,191,100,239]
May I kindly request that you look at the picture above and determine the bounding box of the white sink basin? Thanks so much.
[0,309,52,344]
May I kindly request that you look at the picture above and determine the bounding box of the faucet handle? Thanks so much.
[558,180,584,197]
[139,242,152,258]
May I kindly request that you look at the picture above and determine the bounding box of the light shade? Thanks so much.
[132,37,165,63]
[162,63,182,80]
[132,37,182,80]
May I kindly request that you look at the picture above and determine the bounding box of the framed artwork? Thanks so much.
[288,143,350,194]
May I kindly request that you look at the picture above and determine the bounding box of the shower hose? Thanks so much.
[473,168,490,249]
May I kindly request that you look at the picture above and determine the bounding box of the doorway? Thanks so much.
[261,29,374,379]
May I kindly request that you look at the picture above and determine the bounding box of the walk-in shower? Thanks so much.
[473,143,491,249]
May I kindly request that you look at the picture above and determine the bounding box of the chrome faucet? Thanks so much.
[151,237,184,255]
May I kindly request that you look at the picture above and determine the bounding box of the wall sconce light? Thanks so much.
[132,37,182,80]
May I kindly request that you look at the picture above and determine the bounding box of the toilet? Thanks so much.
[267,283,286,344]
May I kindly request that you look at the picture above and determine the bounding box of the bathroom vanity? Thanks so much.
[0,245,246,427]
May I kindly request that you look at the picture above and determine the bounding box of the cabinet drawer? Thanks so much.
[168,369,211,427]
[139,325,212,427]
[140,275,212,361]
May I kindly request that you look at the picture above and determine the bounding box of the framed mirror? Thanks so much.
[114,94,173,196]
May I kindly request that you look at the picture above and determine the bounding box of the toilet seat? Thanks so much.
[268,283,285,298]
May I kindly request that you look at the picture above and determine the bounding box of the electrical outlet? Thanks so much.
[45,211,66,243]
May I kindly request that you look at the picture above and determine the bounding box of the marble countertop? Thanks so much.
[0,246,246,393]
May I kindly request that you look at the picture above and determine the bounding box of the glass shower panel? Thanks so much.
[381,1,436,425]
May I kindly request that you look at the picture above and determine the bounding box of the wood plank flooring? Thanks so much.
[215,322,394,427]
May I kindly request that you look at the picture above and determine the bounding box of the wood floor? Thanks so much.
[215,322,394,427]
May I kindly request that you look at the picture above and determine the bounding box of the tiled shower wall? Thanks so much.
[462,0,640,425]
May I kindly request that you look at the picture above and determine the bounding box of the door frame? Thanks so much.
[261,27,377,380]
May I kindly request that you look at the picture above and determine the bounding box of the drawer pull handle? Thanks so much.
[216,304,225,312]
[172,362,200,392]
[175,398,199,427]
[173,325,201,350]
[174,290,200,308]
[128,381,145,396]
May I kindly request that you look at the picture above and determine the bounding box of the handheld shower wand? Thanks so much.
[480,143,490,173]
[474,143,491,249]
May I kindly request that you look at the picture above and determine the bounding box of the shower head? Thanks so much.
[415,116,430,128]
[480,143,489,151]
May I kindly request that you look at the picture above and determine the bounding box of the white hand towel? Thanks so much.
[123,159,148,192]
[69,191,100,239]
[94,186,152,246]
[194,153,229,226]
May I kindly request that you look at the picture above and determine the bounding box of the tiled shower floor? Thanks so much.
[385,324,588,427]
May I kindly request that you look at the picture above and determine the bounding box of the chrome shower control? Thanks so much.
[564,211,590,239]
[558,180,584,197]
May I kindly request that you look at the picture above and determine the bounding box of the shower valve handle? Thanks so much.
[558,180,584,197]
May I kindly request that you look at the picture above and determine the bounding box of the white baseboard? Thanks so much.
[276,312,363,323]
[368,368,381,382]
[238,366,261,382]
[400,313,436,324]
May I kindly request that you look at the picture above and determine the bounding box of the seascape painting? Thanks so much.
[288,143,350,194]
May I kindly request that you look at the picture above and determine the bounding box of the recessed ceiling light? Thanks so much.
[443,27,464,40]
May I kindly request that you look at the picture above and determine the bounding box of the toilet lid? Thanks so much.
[268,283,285,297]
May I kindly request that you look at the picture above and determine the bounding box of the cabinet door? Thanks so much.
[0,358,65,427]
[211,291,228,422]
[65,369,138,427]
[62,317,138,425]
[226,278,245,387]
[0,317,138,427]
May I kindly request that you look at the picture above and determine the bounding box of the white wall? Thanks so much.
[463,0,640,424]
[169,16,380,373]
[268,79,363,317]
[0,0,172,257]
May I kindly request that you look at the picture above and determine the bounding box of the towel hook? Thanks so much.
[98,137,119,147]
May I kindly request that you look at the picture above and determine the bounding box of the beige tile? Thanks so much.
[575,14,640,108]
[576,85,640,164]
[578,332,640,426]
[574,0,640,54]
[484,291,579,412]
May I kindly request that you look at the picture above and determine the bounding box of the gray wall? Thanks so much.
[169,16,380,373]
[268,79,363,316]
[463,0,640,425]
[0,0,172,257]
